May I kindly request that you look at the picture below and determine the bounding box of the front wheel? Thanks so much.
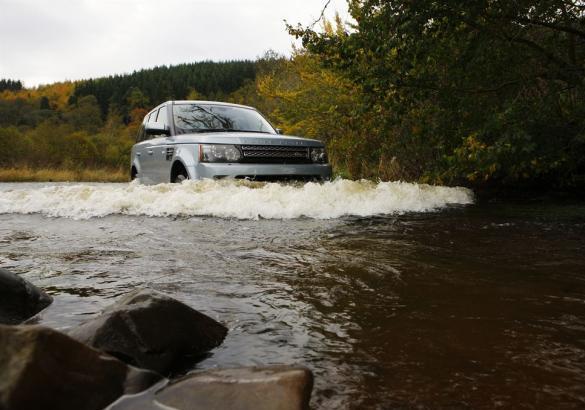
[173,173,187,183]
[171,162,189,183]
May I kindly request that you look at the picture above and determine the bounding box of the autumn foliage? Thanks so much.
[0,61,257,179]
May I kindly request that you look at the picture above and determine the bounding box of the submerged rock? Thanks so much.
[0,268,52,325]
[0,324,162,410]
[108,365,314,410]
[68,289,228,375]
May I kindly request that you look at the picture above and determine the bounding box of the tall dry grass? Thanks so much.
[0,167,129,182]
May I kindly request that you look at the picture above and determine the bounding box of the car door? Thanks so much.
[135,110,159,184]
[150,105,173,183]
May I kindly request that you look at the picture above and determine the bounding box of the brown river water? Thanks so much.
[0,181,584,409]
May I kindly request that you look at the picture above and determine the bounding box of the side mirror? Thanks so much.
[145,122,170,136]
[275,128,283,135]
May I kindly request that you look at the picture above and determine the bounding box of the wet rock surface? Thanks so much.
[0,324,162,410]
[68,289,228,375]
[108,365,314,410]
[0,268,52,325]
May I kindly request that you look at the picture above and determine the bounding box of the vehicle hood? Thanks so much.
[172,132,325,147]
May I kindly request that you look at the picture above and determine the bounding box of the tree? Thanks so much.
[39,96,50,110]
[126,87,149,109]
[64,95,103,133]
[0,127,30,166]
[0,79,23,92]
[290,0,585,187]
[60,131,99,167]
[254,48,381,178]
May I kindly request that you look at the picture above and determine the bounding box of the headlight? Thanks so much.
[199,144,241,163]
[310,147,327,163]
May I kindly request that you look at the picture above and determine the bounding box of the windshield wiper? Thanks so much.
[190,129,274,134]
[193,129,231,133]
[227,129,273,134]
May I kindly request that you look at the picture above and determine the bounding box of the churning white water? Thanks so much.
[0,179,473,220]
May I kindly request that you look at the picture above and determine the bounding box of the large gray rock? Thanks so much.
[108,365,314,410]
[0,268,52,324]
[0,324,163,410]
[68,289,228,375]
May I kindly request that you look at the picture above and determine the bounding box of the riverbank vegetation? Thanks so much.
[1,0,584,191]
[0,167,128,183]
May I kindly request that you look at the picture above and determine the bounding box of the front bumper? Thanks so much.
[192,163,332,181]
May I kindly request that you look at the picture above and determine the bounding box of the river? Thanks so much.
[1,180,584,409]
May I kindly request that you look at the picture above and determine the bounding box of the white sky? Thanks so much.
[0,0,350,87]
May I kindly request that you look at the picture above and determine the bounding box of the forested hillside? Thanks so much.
[0,60,259,178]
[71,61,256,119]
[1,0,584,191]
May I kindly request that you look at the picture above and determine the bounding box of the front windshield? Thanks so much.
[173,104,276,135]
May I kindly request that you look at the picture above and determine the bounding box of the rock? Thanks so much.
[107,365,314,410]
[68,289,228,375]
[0,324,163,410]
[0,268,53,325]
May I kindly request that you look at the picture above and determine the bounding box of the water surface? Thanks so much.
[1,181,584,409]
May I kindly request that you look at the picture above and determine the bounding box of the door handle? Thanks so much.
[137,152,141,157]
[147,150,154,155]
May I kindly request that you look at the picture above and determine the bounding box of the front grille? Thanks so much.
[240,145,311,164]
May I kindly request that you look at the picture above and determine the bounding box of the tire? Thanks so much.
[171,162,189,183]
[173,173,187,183]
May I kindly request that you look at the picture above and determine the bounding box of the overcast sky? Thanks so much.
[0,0,350,87]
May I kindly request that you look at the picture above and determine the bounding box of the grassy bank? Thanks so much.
[0,167,129,182]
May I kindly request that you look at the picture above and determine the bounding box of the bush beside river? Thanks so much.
[0,167,129,182]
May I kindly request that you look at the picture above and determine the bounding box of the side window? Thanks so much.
[158,106,168,127]
[137,108,166,141]
[148,109,159,123]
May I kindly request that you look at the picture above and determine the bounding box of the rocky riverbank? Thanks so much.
[0,268,313,410]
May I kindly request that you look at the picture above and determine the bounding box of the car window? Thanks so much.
[149,109,159,123]
[158,106,168,127]
[136,111,158,142]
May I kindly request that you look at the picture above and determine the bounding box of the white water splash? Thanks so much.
[0,179,474,220]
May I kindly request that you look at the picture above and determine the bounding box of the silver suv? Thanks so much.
[130,101,332,184]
